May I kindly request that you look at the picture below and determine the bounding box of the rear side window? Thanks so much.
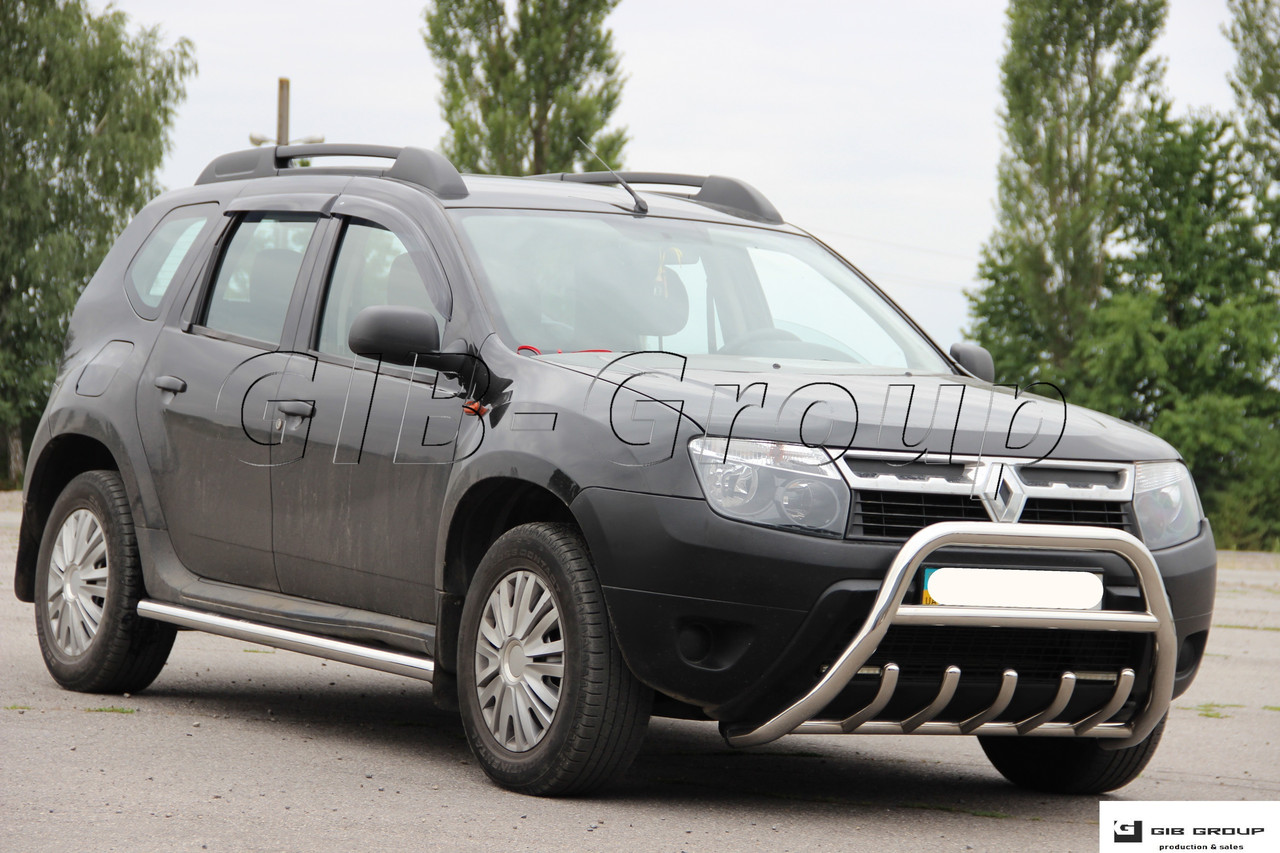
[203,214,319,345]
[126,204,218,315]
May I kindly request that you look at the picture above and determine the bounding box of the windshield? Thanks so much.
[450,209,951,371]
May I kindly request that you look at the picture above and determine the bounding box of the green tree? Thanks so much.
[1225,0,1280,179]
[1077,108,1280,548]
[968,0,1167,384]
[422,0,627,175]
[1220,0,1280,548]
[0,0,195,485]
[972,0,1280,549]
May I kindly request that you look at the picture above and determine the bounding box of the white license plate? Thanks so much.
[921,567,1103,610]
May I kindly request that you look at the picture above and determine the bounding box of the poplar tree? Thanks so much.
[1226,0,1280,180]
[422,0,627,175]
[1080,108,1280,548]
[971,0,1280,548]
[968,0,1167,385]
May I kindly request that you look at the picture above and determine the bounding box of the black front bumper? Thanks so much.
[571,488,1216,725]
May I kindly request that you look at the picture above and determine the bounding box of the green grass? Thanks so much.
[85,706,135,714]
[1213,623,1280,632]
[1180,702,1245,718]
[243,648,276,653]
[4,704,32,710]
[1263,705,1280,712]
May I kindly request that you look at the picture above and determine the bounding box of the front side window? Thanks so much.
[203,214,318,345]
[316,219,445,359]
[450,209,948,371]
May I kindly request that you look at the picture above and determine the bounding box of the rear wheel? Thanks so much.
[34,470,175,693]
[457,522,651,796]
[979,717,1166,794]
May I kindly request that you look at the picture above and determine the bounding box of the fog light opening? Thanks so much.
[677,622,714,665]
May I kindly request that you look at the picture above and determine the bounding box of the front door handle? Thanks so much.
[154,375,187,394]
[276,400,315,419]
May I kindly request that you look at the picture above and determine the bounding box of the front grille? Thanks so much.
[848,490,1134,539]
[863,625,1148,682]
[1021,498,1134,533]
[849,491,988,538]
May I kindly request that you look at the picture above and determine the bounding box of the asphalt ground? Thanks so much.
[2,491,1277,853]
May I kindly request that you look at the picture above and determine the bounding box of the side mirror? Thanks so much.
[348,305,440,366]
[949,342,995,383]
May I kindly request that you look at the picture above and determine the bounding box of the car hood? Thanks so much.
[534,352,1178,464]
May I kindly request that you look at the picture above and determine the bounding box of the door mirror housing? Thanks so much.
[348,305,440,366]
[949,342,995,383]
[346,305,489,394]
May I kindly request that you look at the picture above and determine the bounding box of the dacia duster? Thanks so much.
[14,144,1216,795]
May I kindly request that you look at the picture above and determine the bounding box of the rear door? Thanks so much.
[270,197,461,621]
[137,200,327,589]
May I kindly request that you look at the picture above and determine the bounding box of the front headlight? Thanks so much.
[1133,461,1203,550]
[688,437,850,537]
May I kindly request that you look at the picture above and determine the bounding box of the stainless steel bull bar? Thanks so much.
[724,522,1176,749]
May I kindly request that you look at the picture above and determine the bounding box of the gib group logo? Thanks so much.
[1100,802,1275,852]
[1114,820,1144,843]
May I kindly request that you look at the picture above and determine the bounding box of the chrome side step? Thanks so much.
[137,600,435,682]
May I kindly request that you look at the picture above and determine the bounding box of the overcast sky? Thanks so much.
[96,0,1239,347]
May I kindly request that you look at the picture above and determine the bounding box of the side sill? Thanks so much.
[134,526,435,655]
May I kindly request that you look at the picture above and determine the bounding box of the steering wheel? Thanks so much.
[716,327,802,355]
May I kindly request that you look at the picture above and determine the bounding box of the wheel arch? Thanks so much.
[434,477,578,681]
[14,433,126,603]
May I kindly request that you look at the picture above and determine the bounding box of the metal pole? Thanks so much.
[276,77,290,147]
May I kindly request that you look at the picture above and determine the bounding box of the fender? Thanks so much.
[433,448,583,592]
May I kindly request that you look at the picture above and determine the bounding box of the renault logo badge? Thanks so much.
[977,462,1026,523]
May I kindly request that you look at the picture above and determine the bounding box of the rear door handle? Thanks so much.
[276,400,315,418]
[154,375,187,393]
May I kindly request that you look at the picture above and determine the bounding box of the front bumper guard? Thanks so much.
[724,522,1176,750]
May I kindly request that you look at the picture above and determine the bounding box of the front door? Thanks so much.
[271,208,461,622]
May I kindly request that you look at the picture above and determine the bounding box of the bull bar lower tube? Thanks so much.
[723,522,1177,749]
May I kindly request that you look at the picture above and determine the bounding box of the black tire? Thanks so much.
[979,716,1166,794]
[457,522,652,796]
[34,470,176,693]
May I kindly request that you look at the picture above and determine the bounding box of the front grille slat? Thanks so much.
[851,491,988,539]
[848,490,1133,540]
[1021,497,1133,532]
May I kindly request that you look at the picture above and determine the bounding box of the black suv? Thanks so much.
[15,145,1216,796]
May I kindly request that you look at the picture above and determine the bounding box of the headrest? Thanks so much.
[636,266,689,337]
[387,252,429,310]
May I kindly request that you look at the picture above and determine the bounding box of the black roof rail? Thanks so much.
[194,144,468,199]
[535,171,782,224]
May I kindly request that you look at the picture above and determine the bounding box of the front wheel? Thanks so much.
[979,716,1166,794]
[457,522,651,796]
[34,470,175,693]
